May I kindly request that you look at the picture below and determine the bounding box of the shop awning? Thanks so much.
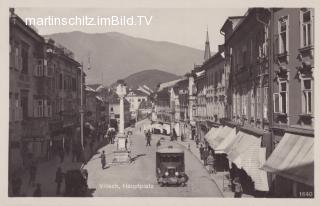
[204,126,222,146]
[261,133,314,186]
[209,126,236,153]
[226,131,269,191]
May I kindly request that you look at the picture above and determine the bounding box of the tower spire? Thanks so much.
[204,28,211,62]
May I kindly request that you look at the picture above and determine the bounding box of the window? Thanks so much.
[274,81,288,114]
[21,47,29,74]
[250,89,255,119]
[233,93,236,117]
[236,93,241,117]
[278,16,288,53]
[59,74,63,90]
[34,59,43,76]
[301,9,313,47]
[241,93,247,116]
[302,79,312,114]
[257,88,261,119]
[263,87,268,119]
[279,82,287,113]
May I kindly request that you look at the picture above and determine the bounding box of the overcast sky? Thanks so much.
[15,8,247,51]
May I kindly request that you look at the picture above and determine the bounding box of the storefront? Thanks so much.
[224,131,269,195]
[262,133,314,197]
[206,126,236,171]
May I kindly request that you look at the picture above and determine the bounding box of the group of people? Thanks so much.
[198,142,243,198]
[199,144,216,174]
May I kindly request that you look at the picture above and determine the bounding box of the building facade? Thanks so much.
[9,9,82,176]
[125,89,148,120]
[262,8,314,197]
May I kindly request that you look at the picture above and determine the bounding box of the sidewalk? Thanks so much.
[176,138,254,198]
[17,139,112,197]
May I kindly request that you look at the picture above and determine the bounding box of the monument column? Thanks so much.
[113,80,131,163]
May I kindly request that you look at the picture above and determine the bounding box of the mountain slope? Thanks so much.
[114,69,180,91]
[45,31,203,85]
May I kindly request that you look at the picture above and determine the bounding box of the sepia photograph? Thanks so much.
[6,4,315,201]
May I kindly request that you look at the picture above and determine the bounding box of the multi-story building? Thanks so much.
[85,85,106,126]
[221,8,271,194]
[192,64,207,141]
[9,9,82,176]
[203,52,226,124]
[9,9,46,173]
[262,8,314,197]
[125,89,148,120]
[45,38,82,157]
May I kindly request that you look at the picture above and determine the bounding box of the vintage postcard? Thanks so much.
[1,0,319,205]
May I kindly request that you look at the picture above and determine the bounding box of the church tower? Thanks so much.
[204,29,211,62]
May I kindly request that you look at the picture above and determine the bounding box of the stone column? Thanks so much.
[113,81,130,164]
[119,95,124,136]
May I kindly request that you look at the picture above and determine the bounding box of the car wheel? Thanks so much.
[159,182,164,187]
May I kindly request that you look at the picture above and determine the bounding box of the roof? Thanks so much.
[157,146,184,154]
[95,96,104,102]
[86,84,104,92]
[127,89,148,97]
[262,133,314,186]
[220,15,245,34]
[158,78,185,91]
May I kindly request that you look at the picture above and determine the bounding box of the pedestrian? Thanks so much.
[206,152,216,174]
[55,167,64,195]
[29,160,37,186]
[233,177,243,198]
[100,150,106,169]
[33,183,42,197]
[199,144,204,161]
[146,131,151,146]
[125,137,128,150]
[203,147,209,166]
[156,139,161,147]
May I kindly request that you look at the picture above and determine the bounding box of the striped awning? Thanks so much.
[204,126,222,146]
[209,126,236,153]
[262,133,314,186]
[226,131,269,191]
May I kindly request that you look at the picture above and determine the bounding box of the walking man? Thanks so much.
[55,167,64,195]
[199,144,204,162]
[203,147,209,166]
[233,177,243,198]
[146,131,151,146]
[100,150,106,169]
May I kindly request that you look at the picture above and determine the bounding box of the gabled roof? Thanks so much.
[127,89,148,97]
[86,84,104,92]
[158,78,186,92]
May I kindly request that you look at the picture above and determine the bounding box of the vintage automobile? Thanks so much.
[156,145,188,186]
